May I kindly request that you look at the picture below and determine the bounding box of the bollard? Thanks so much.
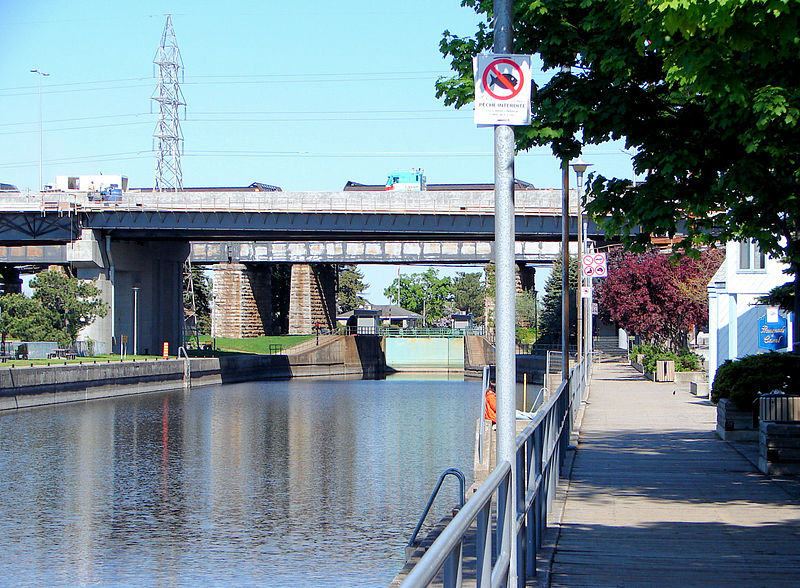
[162,341,169,359]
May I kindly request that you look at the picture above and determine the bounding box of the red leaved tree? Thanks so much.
[595,249,724,351]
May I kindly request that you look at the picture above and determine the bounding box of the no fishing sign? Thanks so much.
[473,54,533,126]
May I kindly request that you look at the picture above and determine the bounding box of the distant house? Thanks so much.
[451,313,474,329]
[337,304,423,328]
[707,239,794,385]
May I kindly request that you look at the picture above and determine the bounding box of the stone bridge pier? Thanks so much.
[211,262,336,337]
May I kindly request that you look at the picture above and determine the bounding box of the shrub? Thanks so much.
[711,352,800,410]
[630,344,701,373]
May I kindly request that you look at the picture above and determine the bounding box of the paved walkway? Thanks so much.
[549,362,800,586]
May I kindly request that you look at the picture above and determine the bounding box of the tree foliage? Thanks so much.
[384,268,453,326]
[756,281,795,313]
[539,256,579,343]
[516,289,538,332]
[337,265,369,312]
[183,265,212,335]
[437,0,800,343]
[0,270,108,347]
[452,271,485,320]
[596,249,723,350]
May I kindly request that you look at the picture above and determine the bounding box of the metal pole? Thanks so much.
[561,160,570,380]
[571,160,593,383]
[494,0,517,584]
[30,69,49,191]
[132,287,140,356]
[576,167,585,373]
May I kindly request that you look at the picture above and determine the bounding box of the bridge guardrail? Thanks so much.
[1,190,581,216]
[400,359,588,587]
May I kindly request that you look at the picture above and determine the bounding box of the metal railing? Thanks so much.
[336,326,485,338]
[400,359,588,587]
[516,342,577,355]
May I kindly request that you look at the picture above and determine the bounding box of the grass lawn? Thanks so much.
[0,336,314,366]
[190,335,314,355]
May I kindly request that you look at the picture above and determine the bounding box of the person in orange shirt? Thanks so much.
[484,381,497,424]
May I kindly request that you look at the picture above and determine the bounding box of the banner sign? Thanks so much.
[473,54,533,125]
[758,309,788,350]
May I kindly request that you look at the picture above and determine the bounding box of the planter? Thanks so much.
[716,398,758,441]
[690,380,709,398]
[759,421,800,475]
[655,360,675,382]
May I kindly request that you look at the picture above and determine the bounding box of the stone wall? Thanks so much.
[211,263,273,337]
[288,263,336,334]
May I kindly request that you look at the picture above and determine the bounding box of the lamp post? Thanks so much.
[30,69,50,191]
[132,287,140,356]
[570,160,593,376]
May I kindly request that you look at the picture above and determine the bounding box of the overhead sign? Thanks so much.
[582,253,608,278]
[473,54,532,126]
[758,309,788,350]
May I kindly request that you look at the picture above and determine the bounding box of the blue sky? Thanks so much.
[1,1,634,303]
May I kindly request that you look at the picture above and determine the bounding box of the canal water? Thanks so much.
[0,374,481,587]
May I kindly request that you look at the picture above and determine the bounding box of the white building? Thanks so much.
[53,174,128,192]
[707,239,794,385]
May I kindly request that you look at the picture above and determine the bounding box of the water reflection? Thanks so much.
[0,376,480,587]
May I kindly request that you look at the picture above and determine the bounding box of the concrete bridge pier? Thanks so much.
[74,237,189,355]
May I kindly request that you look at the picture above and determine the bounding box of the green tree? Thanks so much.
[452,271,485,320]
[0,270,108,347]
[516,289,538,333]
[0,293,52,342]
[539,256,579,343]
[384,268,453,326]
[183,265,212,335]
[437,0,800,348]
[337,265,369,312]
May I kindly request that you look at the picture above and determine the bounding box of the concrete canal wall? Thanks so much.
[0,335,385,411]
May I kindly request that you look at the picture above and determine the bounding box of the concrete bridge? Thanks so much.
[0,188,603,356]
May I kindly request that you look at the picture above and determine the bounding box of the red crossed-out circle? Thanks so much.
[482,58,524,100]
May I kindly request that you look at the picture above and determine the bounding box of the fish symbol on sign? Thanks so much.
[489,71,518,90]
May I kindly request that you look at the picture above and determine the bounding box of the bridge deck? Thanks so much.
[549,362,800,586]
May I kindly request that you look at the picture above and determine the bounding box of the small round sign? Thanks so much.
[481,58,525,100]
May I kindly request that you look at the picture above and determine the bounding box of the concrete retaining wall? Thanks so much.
[0,335,385,411]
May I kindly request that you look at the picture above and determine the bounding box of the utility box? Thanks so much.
[655,360,675,382]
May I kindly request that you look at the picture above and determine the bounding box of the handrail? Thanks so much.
[400,358,588,587]
[401,462,511,587]
[405,468,466,561]
[177,346,191,389]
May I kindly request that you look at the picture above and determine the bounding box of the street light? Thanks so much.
[30,69,50,192]
[570,159,593,378]
[132,287,140,356]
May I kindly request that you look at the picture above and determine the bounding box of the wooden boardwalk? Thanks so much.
[548,362,800,587]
